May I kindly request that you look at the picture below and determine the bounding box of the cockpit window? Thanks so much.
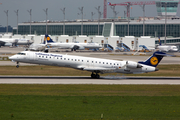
[17,53,26,55]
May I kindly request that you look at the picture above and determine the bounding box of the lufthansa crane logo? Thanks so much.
[150,57,158,66]
[47,37,50,41]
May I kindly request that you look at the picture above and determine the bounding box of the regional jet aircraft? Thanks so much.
[45,34,102,51]
[9,51,173,78]
[157,37,178,52]
[0,38,33,47]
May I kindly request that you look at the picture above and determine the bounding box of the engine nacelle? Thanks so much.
[126,61,142,68]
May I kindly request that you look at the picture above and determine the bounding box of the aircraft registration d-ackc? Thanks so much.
[9,51,174,78]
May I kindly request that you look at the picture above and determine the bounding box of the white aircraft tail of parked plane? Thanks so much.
[157,37,178,52]
[9,51,174,78]
[27,36,47,51]
[45,34,102,51]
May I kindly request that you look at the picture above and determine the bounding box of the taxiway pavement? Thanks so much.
[0,76,180,85]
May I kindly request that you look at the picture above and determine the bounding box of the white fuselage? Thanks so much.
[157,45,178,52]
[16,39,33,45]
[0,38,33,46]
[9,51,156,74]
[47,42,102,49]
[0,38,19,46]
[28,43,46,51]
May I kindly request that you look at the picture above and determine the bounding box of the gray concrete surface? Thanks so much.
[0,76,180,84]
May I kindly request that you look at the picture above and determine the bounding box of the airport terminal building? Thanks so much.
[13,19,180,38]
[10,0,180,50]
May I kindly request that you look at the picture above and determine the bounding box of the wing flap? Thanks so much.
[77,66,117,73]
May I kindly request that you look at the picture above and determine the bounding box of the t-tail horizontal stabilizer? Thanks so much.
[138,51,175,67]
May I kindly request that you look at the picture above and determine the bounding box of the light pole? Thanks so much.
[4,10,8,33]
[78,7,83,35]
[140,4,145,36]
[165,2,167,44]
[124,3,130,36]
[43,8,48,34]
[14,9,19,34]
[27,9,32,34]
[91,12,95,21]
[60,7,65,35]
[110,6,119,36]
[95,6,102,35]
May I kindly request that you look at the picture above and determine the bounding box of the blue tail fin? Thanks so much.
[138,51,169,67]
[45,34,54,43]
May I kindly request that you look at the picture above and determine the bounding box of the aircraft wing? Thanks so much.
[77,66,117,73]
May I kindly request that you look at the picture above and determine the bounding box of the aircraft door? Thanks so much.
[31,52,37,60]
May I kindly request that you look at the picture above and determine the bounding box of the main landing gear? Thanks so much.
[16,62,19,68]
[91,72,100,79]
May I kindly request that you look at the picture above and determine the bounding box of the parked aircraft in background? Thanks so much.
[28,43,47,51]
[16,39,33,46]
[0,38,18,47]
[157,37,178,52]
[0,38,33,47]
[45,34,102,51]
[9,51,173,78]
[27,37,47,51]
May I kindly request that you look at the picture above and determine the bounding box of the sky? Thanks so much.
[0,0,180,27]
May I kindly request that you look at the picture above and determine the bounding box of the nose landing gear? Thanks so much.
[16,62,19,68]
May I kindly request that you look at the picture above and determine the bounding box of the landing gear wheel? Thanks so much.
[16,62,19,68]
[95,74,100,79]
[91,73,96,78]
[91,72,100,79]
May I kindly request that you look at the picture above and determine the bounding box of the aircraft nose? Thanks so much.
[8,56,13,60]
[8,55,16,60]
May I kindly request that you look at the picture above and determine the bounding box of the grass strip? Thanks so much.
[0,85,180,120]
[0,84,180,96]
